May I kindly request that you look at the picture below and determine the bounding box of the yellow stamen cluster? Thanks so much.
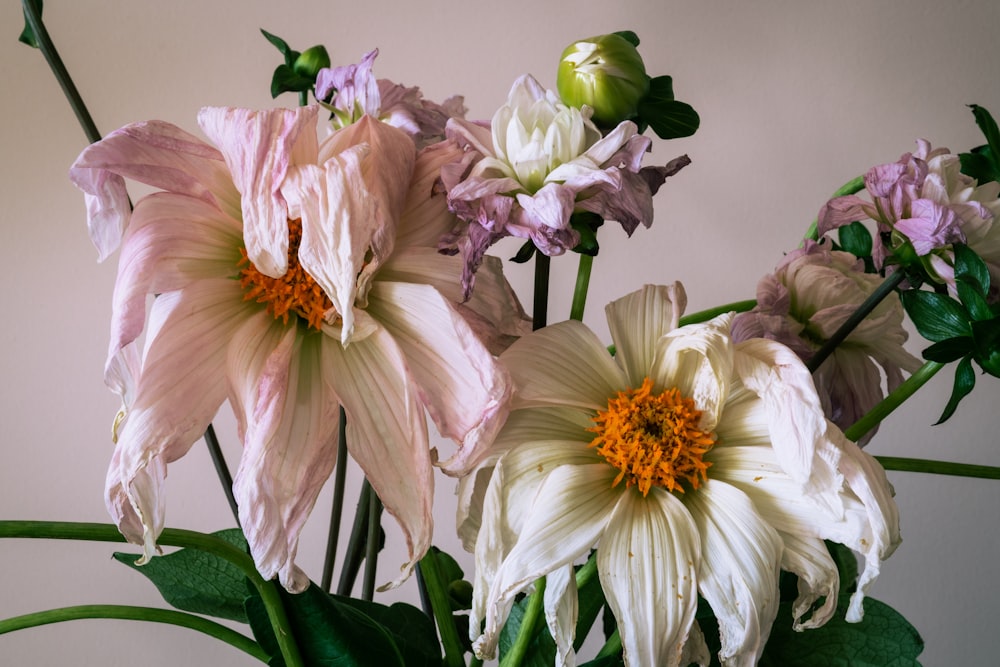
[238,218,332,331]
[588,377,714,496]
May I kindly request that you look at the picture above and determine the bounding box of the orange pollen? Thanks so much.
[238,218,332,331]
[588,377,715,496]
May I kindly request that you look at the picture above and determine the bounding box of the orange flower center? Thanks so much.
[238,218,332,331]
[588,377,714,496]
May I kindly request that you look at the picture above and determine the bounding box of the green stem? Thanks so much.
[20,0,101,143]
[569,254,594,322]
[802,175,866,242]
[806,270,906,374]
[594,627,622,659]
[337,480,372,596]
[533,253,551,331]
[361,487,383,602]
[203,424,239,523]
[417,549,465,667]
[678,299,757,327]
[875,456,1000,479]
[321,406,349,592]
[0,604,267,661]
[844,361,944,442]
[500,577,546,667]
[0,521,304,667]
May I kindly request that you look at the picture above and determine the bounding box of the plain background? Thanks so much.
[2,1,999,665]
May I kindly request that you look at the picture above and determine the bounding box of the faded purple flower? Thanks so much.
[732,240,921,445]
[441,74,688,298]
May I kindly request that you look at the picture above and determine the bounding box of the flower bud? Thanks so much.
[293,45,331,79]
[557,33,649,126]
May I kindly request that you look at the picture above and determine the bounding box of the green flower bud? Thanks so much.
[557,33,650,126]
[293,45,331,79]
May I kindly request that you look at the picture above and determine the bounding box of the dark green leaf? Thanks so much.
[838,221,873,260]
[936,355,976,424]
[247,582,438,667]
[638,98,700,140]
[612,30,640,47]
[759,596,923,667]
[113,528,250,622]
[957,281,992,321]
[971,317,1000,377]
[900,290,972,342]
[270,64,314,99]
[969,105,1000,164]
[959,149,1000,184]
[511,240,537,263]
[922,337,974,363]
[644,75,674,102]
[574,558,607,651]
[260,28,295,61]
[954,243,991,294]
[827,541,859,596]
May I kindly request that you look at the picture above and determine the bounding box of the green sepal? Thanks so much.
[959,105,1000,183]
[936,355,976,424]
[921,337,974,363]
[18,0,42,48]
[571,211,605,256]
[246,581,439,667]
[837,221,874,262]
[613,30,640,47]
[113,528,251,623]
[511,240,537,263]
[636,76,700,140]
[900,290,972,342]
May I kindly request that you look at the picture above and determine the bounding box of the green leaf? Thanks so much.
[838,221,873,261]
[969,105,1000,165]
[954,243,991,294]
[759,596,923,667]
[270,64,314,99]
[612,30,640,47]
[826,541,859,596]
[638,97,700,140]
[644,75,675,102]
[900,290,972,342]
[574,562,607,651]
[957,281,992,322]
[971,317,1000,377]
[960,106,1000,183]
[18,0,43,48]
[260,29,296,62]
[921,337,974,363]
[936,355,976,424]
[246,582,438,667]
[113,528,251,623]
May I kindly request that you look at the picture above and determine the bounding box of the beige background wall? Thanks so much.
[2,1,998,664]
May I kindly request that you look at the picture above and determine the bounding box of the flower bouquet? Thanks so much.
[4,2,1000,666]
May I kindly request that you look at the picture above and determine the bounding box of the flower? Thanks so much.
[441,74,689,297]
[731,239,921,445]
[557,33,650,126]
[462,284,900,666]
[818,140,1000,291]
[70,103,521,592]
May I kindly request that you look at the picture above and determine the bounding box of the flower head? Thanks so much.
[557,33,650,126]
[71,104,521,592]
[462,284,899,666]
[441,75,689,297]
[732,240,921,444]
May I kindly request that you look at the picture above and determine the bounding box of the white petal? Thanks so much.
[777,532,839,630]
[685,480,782,667]
[605,283,687,387]
[598,489,700,667]
[544,564,578,667]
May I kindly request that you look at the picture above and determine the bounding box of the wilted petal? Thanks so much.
[322,311,433,588]
[198,105,320,277]
[777,532,840,630]
[544,564,578,667]
[598,490,700,667]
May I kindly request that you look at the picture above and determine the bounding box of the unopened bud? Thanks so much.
[293,45,331,79]
[557,33,649,126]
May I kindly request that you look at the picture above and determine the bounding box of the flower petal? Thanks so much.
[500,320,627,411]
[321,311,433,589]
[198,105,320,277]
[366,280,512,474]
[684,480,782,667]
[229,314,341,592]
[544,564,578,667]
[605,283,687,387]
[598,489,700,667]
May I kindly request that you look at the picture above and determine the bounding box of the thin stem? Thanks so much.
[569,254,594,322]
[678,299,757,327]
[361,487,383,602]
[0,521,304,667]
[806,270,906,374]
[533,253,551,330]
[802,175,866,242]
[876,456,1000,479]
[337,481,372,596]
[20,0,101,143]
[204,424,239,524]
[417,549,465,667]
[499,577,546,667]
[844,361,944,442]
[595,628,622,659]
[0,604,267,662]
[321,406,349,592]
